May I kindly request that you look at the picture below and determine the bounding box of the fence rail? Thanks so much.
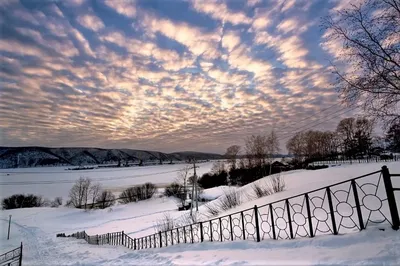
[0,243,23,266]
[67,166,400,250]
[310,157,398,166]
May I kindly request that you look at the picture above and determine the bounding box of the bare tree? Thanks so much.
[89,183,102,208]
[337,117,374,158]
[225,145,241,170]
[211,161,226,174]
[68,177,92,208]
[176,165,191,197]
[323,0,400,127]
[96,190,116,209]
[245,135,268,166]
[266,130,280,174]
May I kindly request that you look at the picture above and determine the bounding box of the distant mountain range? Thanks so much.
[0,147,223,169]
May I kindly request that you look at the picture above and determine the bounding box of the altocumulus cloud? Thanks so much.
[0,0,360,153]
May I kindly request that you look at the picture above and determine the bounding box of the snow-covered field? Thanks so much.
[0,162,399,265]
[0,162,215,200]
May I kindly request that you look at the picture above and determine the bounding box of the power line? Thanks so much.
[278,105,360,142]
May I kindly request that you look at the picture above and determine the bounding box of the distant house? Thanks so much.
[271,161,289,171]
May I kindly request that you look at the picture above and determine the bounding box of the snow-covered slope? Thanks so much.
[0,162,399,265]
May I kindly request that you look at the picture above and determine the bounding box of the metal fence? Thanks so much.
[0,243,23,266]
[310,157,398,166]
[68,166,399,250]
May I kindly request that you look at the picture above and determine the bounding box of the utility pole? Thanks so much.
[189,159,199,215]
[194,161,198,211]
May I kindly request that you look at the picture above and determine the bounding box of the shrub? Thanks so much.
[270,174,285,193]
[219,188,242,211]
[177,212,201,227]
[164,182,184,197]
[96,190,116,209]
[51,197,63,207]
[119,187,138,204]
[119,183,156,204]
[154,213,175,233]
[2,194,44,210]
[251,181,273,199]
[142,182,156,199]
[204,202,220,217]
[198,171,228,189]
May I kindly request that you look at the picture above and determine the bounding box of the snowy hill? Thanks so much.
[0,162,399,265]
[0,147,223,169]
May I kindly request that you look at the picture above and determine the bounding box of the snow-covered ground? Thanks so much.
[0,162,399,265]
[0,162,214,199]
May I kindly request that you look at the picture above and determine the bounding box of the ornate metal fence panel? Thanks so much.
[65,166,399,252]
[0,243,22,266]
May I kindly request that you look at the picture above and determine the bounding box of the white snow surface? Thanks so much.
[0,162,214,200]
[0,162,399,265]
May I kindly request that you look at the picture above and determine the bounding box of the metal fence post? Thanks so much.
[209,221,213,242]
[269,204,276,240]
[326,187,338,235]
[154,234,156,248]
[229,215,233,241]
[200,222,204,242]
[177,228,180,244]
[96,234,99,245]
[254,205,261,242]
[190,224,194,243]
[241,211,245,240]
[165,231,168,246]
[286,200,294,239]
[134,238,137,250]
[217,218,222,242]
[159,231,162,247]
[183,226,187,243]
[351,180,365,230]
[122,231,124,246]
[19,242,23,266]
[382,166,400,230]
[305,194,314,237]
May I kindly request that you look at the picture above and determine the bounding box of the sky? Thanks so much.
[0,0,364,154]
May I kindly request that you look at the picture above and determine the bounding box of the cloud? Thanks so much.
[0,0,346,153]
[77,13,104,31]
[104,0,136,18]
[191,0,252,25]
[140,13,221,59]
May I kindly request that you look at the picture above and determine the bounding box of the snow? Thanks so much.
[0,162,214,200]
[0,161,399,265]
[200,186,233,201]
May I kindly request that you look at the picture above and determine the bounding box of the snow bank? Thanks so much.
[200,186,233,200]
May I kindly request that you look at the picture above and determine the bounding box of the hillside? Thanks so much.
[1,162,399,265]
[0,147,223,169]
